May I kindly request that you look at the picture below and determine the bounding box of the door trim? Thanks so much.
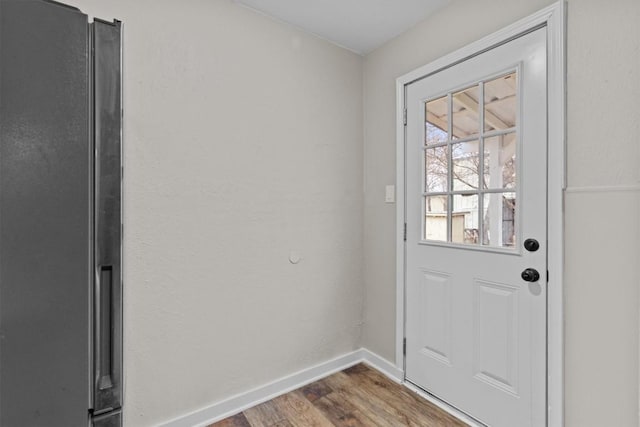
[394,2,566,426]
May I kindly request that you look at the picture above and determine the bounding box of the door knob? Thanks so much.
[521,268,540,282]
[524,238,539,252]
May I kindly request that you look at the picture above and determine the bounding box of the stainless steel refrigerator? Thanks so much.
[0,1,123,426]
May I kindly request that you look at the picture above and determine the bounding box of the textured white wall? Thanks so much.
[67,1,364,426]
[362,0,640,426]
[564,1,639,425]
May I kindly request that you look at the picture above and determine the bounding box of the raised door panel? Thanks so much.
[473,279,519,395]
[418,270,452,365]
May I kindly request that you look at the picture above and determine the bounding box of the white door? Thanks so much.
[405,28,547,427]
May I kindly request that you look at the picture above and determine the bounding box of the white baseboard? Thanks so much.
[158,350,364,427]
[160,348,472,427]
[360,348,404,383]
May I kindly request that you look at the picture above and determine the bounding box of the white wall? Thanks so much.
[66,1,364,425]
[564,1,639,425]
[362,0,640,426]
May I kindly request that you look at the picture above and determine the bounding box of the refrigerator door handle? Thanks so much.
[93,260,121,414]
[95,265,114,391]
[92,18,122,419]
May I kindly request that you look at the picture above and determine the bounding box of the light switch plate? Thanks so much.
[385,185,395,203]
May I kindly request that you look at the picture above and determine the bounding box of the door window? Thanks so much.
[422,71,518,248]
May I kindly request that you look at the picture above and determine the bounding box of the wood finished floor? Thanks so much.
[209,363,468,427]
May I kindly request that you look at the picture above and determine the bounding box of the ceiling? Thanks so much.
[234,0,451,55]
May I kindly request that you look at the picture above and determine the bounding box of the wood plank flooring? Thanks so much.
[209,364,468,427]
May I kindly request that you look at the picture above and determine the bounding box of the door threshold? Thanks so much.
[403,380,487,427]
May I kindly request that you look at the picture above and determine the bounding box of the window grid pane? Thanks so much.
[425,96,449,145]
[451,140,480,191]
[425,195,448,242]
[482,192,517,247]
[425,146,448,193]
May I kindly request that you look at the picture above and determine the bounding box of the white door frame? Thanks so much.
[394,3,566,426]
